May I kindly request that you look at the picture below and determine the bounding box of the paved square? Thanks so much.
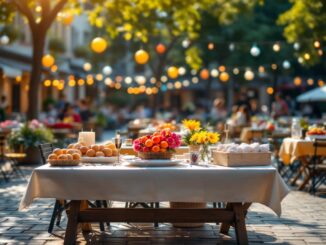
[0,166,325,244]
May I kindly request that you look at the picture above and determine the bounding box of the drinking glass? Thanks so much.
[114,137,123,165]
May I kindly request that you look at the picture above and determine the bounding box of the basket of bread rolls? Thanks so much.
[47,148,81,166]
[66,141,118,164]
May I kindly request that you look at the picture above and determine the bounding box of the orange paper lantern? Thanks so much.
[62,12,74,25]
[91,37,108,53]
[200,69,209,80]
[167,66,178,79]
[219,72,229,82]
[42,54,55,67]
[156,43,166,54]
[134,49,149,64]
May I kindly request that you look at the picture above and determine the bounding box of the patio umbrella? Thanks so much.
[297,86,326,102]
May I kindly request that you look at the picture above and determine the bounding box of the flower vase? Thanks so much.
[189,144,200,152]
[200,145,210,164]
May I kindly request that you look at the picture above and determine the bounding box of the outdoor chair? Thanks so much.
[310,139,326,194]
[39,143,109,233]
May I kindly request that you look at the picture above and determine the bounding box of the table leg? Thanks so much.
[220,203,251,236]
[80,200,92,232]
[64,200,80,245]
[233,203,248,245]
[220,203,232,234]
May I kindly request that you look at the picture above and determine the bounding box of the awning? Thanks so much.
[297,86,326,102]
[0,63,22,77]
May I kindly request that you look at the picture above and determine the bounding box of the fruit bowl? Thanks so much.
[138,151,173,160]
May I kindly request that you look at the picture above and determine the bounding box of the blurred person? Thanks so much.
[190,105,207,121]
[40,103,58,123]
[272,93,289,119]
[59,103,81,123]
[133,104,147,119]
[235,105,251,126]
[285,95,296,115]
[56,93,67,112]
[249,99,260,116]
[302,103,313,117]
[210,98,227,123]
[0,95,8,121]
[79,99,93,123]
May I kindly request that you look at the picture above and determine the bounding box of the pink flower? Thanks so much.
[171,133,177,139]
[167,137,174,145]
[142,147,150,152]
[133,139,140,145]
[134,144,142,152]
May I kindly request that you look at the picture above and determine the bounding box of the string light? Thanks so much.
[229,43,235,51]
[182,39,190,48]
[192,77,199,84]
[293,42,300,50]
[15,76,22,82]
[167,83,174,89]
[83,62,92,71]
[178,67,186,76]
[250,44,260,57]
[68,79,76,87]
[115,76,123,83]
[282,60,291,69]
[0,35,10,45]
[104,77,113,85]
[318,49,323,56]
[77,79,85,86]
[318,79,325,87]
[233,68,240,75]
[50,65,58,73]
[244,70,254,81]
[219,72,229,82]
[258,66,265,73]
[52,80,60,87]
[294,77,302,86]
[218,66,226,72]
[307,78,314,86]
[266,87,274,95]
[304,53,310,60]
[314,41,320,48]
[190,69,197,75]
[182,80,190,87]
[174,81,182,89]
[43,80,51,87]
[125,77,133,84]
[210,69,219,78]
[272,42,281,52]
[208,43,214,50]
[271,64,278,70]
[103,66,112,75]
[161,76,168,83]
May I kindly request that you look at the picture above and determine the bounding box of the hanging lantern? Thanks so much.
[156,43,166,54]
[62,12,74,25]
[200,69,209,80]
[0,35,10,45]
[273,42,281,52]
[134,49,149,64]
[42,54,55,67]
[91,37,108,53]
[219,72,229,82]
[167,66,179,79]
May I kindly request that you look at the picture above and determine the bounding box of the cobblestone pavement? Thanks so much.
[0,166,326,245]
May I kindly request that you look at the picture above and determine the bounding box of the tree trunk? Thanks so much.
[27,30,46,120]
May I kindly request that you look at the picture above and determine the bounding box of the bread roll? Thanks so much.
[103,148,112,157]
[86,149,96,157]
[96,151,105,157]
[48,154,57,160]
[79,146,88,155]
[53,148,62,156]
[72,153,81,160]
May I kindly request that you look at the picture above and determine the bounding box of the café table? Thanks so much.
[20,163,289,245]
[279,137,326,190]
[240,127,290,143]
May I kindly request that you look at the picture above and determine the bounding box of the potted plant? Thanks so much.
[8,120,54,164]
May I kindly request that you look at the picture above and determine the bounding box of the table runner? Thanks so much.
[20,164,289,216]
[279,138,326,164]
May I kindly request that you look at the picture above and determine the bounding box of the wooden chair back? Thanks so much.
[38,143,54,165]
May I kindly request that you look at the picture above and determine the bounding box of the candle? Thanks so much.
[78,131,95,147]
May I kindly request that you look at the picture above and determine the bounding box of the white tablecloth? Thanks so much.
[20,164,289,216]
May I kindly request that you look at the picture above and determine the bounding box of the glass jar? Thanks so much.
[291,118,302,139]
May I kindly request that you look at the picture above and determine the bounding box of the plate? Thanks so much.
[81,156,117,164]
[126,159,182,167]
[306,135,326,140]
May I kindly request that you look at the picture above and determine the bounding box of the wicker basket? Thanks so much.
[169,202,207,228]
[138,151,173,160]
[48,160,80,166]
[212,151,271,167]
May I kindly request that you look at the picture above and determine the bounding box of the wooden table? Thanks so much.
[20,164,288,245]
[64,200,250,245]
